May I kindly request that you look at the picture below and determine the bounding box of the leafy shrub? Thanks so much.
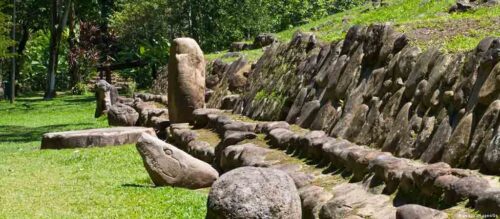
[71,82,88,95]
[123,81,136,97]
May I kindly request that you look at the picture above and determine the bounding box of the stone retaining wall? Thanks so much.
[213,24,500,174]
[168,109,500,216]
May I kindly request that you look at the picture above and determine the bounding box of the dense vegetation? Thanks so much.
[0,0,364,97]
[207,0,500,61]
[1,0,499,97]
[0,94,208,217]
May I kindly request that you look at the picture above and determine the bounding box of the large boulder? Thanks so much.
[396,204,447,219]
[484,130,500,174]
[253,33,278,48]
[41,127,155,149]
[206,167,301,219]
[108,103,139,126]
[136,133,219,189]
[475,189,500,215]
[168,38,206,123]
[95,80,118,118]
[220,143,272,171]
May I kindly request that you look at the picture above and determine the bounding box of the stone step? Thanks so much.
[41,127,156,149]
[166,110,500,217]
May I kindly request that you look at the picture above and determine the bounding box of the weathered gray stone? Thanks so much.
[136,133,218,189]
[260,121,290,134]
[335,44,364,98]
[221,95,240,110]
[475,189,500,215]
[108,103,139,126]
[396,204,447,219]
[411,116,436,159]
[478,58,500,104]
[382,102,411,153]
[467,100,500,170]
[95,80,118,118]
[319,199,354,219]
[286,88,309,123]
[310,102,339,132]
[192,108,223,128]
[207,167,301,219]
[220,143,272,171]
[404,48,440,98]
[420,117,452,163]
[297,100,321,129]
[41,127,155,149]
[253,33,278,48]
[223,121,256,132]
[269,128,297,150]
[186,140,215,163]
[446,176,490,203]
[222,131,257,146]
[300,186,334,219]
[171,128,198,150]
[168,38,206,123]
[483,129,500,174]
[441,113,473,167]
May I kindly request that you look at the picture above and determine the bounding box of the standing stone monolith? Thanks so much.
[168,38,206,123]
[95,80,118,118]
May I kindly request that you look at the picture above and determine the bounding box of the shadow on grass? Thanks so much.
[0,123,94,144]
[62,96,95,103]
[121,183,155,188]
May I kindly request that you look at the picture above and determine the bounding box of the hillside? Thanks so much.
[206,0,500,62]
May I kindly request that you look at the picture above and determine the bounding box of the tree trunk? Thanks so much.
[98,0,114,84]
[10,0,16,103]
[68,3,79,89]
[44,0,71,100]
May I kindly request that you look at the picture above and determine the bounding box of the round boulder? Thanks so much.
[108,103,139,126]
[206,167,301,219]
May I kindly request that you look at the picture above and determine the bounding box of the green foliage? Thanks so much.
[70,82,88,95]
[111,0,171,88]
[123,80,136,97]
[0,94,207,217]
[20,30,70,92]
[214,0,499,61]
[0,2,13,59]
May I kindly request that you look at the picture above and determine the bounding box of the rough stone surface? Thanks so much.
[300,185,333,219]
[396,204,447,219]
[253,33,278,48]
[41,127,155,149]
[192,108,223,128]
[475,189,500,215]
[108,103,139,126]
[168,38,206,123]
[484,130,500,174]
[220,143,272,171]
[221,95,240,110]
[136,133,218,189]
[95,80,118,118]
[206,167,301,219]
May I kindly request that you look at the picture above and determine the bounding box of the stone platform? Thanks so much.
[41,127,156,149]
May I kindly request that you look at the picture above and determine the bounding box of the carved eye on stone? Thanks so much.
[163,148,173,156]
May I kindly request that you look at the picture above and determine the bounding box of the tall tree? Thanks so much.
[44,0,71,99]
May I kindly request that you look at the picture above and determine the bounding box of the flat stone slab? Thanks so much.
[41,127,156,149]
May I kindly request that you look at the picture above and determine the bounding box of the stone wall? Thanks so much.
[220,24,499,174]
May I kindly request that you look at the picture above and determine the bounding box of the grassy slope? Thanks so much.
[206,0,500,62]
[0,95,207,218]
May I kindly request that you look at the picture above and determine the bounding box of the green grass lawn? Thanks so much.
[0,94,207,218]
